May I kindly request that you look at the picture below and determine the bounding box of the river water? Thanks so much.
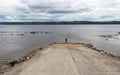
[0,24,120,66]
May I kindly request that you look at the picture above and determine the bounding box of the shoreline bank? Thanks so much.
[0,43,120,74]
[0,43,54,74]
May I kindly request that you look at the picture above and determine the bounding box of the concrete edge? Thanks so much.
[0,42,120,74]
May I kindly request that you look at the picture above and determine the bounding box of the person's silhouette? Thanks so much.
[65,38,68,43]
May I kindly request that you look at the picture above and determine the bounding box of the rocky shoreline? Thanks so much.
[81,43,120,60]
[0,43,53,74]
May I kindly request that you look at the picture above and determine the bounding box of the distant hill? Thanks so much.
[0,21,120,25]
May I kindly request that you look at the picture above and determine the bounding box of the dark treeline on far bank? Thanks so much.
[0,21,120,25]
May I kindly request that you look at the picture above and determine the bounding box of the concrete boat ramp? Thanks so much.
[1,44,120,75]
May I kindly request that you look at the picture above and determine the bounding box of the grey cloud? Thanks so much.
[48,7,91,14]
[100,15,113,19]
[0,0,120,22]
[0,15,6,19]
[48,10,77,14]
[29,5,51,9]
[28,3,91,14]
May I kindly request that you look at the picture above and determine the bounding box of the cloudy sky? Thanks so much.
[0,0,120,22]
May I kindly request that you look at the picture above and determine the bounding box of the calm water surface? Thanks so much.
[0,24,120,65]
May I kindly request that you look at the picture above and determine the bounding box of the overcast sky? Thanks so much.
[0,0,120,22]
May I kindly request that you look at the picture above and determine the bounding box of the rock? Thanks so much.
[8,60,19,67]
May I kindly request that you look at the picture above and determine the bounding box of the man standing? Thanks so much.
[65,38,68,43]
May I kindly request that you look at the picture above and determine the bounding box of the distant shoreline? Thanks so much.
[1,21,120,25]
